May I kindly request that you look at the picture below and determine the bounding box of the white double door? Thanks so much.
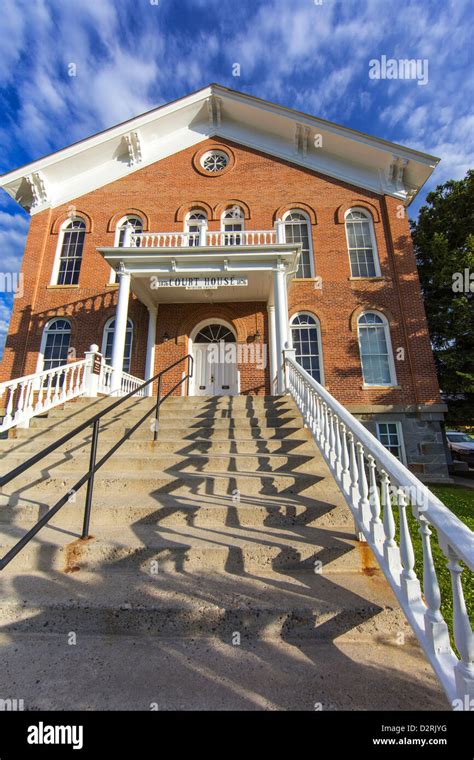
[193,343,238,396]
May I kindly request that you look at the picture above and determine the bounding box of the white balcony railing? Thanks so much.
[129,228,278,249]
[284,354,473,707]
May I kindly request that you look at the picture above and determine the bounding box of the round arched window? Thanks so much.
[194,324,236,343]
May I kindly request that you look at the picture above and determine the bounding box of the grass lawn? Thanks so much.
[406,484,473,650]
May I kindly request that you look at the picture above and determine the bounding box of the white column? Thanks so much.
[267,304,277,395]
[145,305,157,396]
[111,269,131,394]
[274,266,289,393]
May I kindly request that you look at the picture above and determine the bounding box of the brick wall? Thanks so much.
[0,137,441,406]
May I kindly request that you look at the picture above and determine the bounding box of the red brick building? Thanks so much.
[0,84,449,479]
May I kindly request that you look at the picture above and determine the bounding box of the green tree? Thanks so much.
[410,170,474,425]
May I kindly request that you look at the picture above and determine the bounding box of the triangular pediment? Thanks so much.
[0,84,439,214]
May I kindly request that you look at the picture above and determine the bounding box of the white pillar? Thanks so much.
[267,304,278,395]
[274,266,289,394]
[145,305,157,396]
[111,269,131,394]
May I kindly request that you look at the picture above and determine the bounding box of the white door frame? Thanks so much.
[189,318,239,396]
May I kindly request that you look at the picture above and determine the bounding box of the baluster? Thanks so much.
[417,516,450,654]
[4,385,15,425]
[444,545,474,699]
[348,433,360,511]
[381,470,400,571]
[44,372,53,409]
[334,417,342,481]
[356,442,370,528]
[60,368,68,403]
[398,489,421,602]
[322,403,329,457]
[368,455,384,546]
[315,397,322,442]
[328,411,337,467]
[340,423,350,495]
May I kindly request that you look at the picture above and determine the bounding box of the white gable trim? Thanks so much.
[0,84,440,214]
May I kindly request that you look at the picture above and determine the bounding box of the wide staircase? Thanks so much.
[0,394,447,710]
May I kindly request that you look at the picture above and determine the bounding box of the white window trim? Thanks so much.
[358,310,397,387]
[344,207,381,278]
[220,207,245,231]
[36,317,72,373]
[289,311,325,385]
[102,316,134,370]
[282,209,315,279]
[109,215,143,283]
[375,420,407,464]
[50,217,86,286]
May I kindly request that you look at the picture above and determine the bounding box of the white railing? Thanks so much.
[130,229,277,249]
[284,354,473,707]
[0,350,147,433]
[97,360,146,398]
[0,359,90,433]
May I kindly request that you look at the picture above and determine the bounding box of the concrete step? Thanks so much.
[1,469,340,499]
[0,493,353,528]
[0,631,447,710]
[7,425,311,443]
[0,451,328,478]
[0,522,365,574]
[0,574,405,641]
[0,437,317,457]
[27,415,304,432]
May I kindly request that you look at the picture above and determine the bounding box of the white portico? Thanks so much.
[98,227,300,396]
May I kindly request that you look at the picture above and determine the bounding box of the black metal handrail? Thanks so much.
[0,354,194,571]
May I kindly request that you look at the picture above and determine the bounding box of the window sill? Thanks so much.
[362,384,401,390]
[46,284,80,289]
[292,277,318,282]
[105,283,119,288]
[348,276,385,281]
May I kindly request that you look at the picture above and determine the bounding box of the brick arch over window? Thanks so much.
[107,209,150,232]
[289,306,328,333]
[177,305,249,345]
[349,304,397,332]
[273,203,317,225]
[175,201,214,222]
[213,199,251,220]
[335,200,380,224]
[51,210,93,235]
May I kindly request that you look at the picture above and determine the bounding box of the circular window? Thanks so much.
[200,150,229,174]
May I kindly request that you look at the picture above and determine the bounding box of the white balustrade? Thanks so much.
[131,229,277,249]
[284,355,474,707]
[1,353,148,433]
[0,359,90,433]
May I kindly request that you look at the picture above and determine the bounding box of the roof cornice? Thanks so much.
[0,83,440,213]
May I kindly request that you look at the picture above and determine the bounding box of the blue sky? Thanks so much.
[0,0,473,359]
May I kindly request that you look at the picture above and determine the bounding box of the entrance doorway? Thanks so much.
[190,321,239,396]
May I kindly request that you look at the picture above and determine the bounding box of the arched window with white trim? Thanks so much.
[345,209,380,278]
[102,317,133,373]
[53,218,86,285]
[283,211,314,279]
[357,312,395,386]
[221,206,244,245]
[185,209,207,247]
[290,313,323,383]
[41,318,72,372]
